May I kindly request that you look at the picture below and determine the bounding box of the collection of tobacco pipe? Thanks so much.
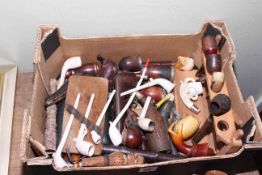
[41,24,241,170]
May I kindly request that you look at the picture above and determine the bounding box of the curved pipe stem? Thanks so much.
[168,123,215,157]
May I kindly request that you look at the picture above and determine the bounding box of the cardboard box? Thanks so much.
[20,21,262,173]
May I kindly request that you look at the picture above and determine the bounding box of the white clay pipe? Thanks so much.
[179,78,203,113]
[120,78,175,97]
[57,56,82,89]
[137,96,155,132]
[91,90,116,144]
[74,93,95,157]
[53,93,80,169]
[109,59,150,146]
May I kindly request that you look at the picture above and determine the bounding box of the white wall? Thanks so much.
[0,0,262,102]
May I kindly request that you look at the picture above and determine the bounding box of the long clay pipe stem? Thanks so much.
[109,59,150,146]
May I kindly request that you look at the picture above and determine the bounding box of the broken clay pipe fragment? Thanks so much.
[172,115,199,140]
[210,94,231,116]
[122,127,143,148]
[179,77,203,113]
[119,55,143,72]
[205,54,222,74]
[121,78,175,97]
[136,92,171,153]
[137,96,155,132]
[211,72,225,93]
[140,86,166,102]
[65,63,100,79]
[168,123,215,157]
[58,56,82,89]
[79,152,144,167]
[102,145,185,162]
[175,56,195,71]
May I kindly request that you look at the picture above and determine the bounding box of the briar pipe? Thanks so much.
[119,55,143,72]
[74,93,95,157]
[158,94,178,155]
[122,127,143,148]
[79,152,144,167]
[140,86,166,102]
[97,55,118,90]
[136,92,171,153]
[65,63,100,79]
[121,78,175,97]
[168,122,215,157]
[58,56,82,89]
[102,145,184,162]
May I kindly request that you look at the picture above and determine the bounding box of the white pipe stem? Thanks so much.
[53,93,81,168]
[95,90,116,126]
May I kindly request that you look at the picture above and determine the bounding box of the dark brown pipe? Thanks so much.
[146,65,175,81]
[191,116,213,144]
[210,94,231,116]
[206,54,222,74]
[102,145,184,162]
[65,63,100,79]
[202,35,218,55]
[119,55,143,72]
[158,99,178,155]
[122,127,143,149]
[140,86,166,102]
[136,92,171,153]
[97,55,118,90]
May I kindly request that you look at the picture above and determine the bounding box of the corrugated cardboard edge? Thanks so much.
[20,109,31,162]
[34,25,60,95]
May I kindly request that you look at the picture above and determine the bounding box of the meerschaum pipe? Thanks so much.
[121,78,175,97]
[168,123,215,157]
[91,90,116,144]
[173,115,199,140]
[179,77,203,113]
[74,93,95,156]
[175,56,194,71]
[138,96,155,132]
[58,57,82,89]
[53,93,80,169]
[211,72,225,93]
[109,59,150,146]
